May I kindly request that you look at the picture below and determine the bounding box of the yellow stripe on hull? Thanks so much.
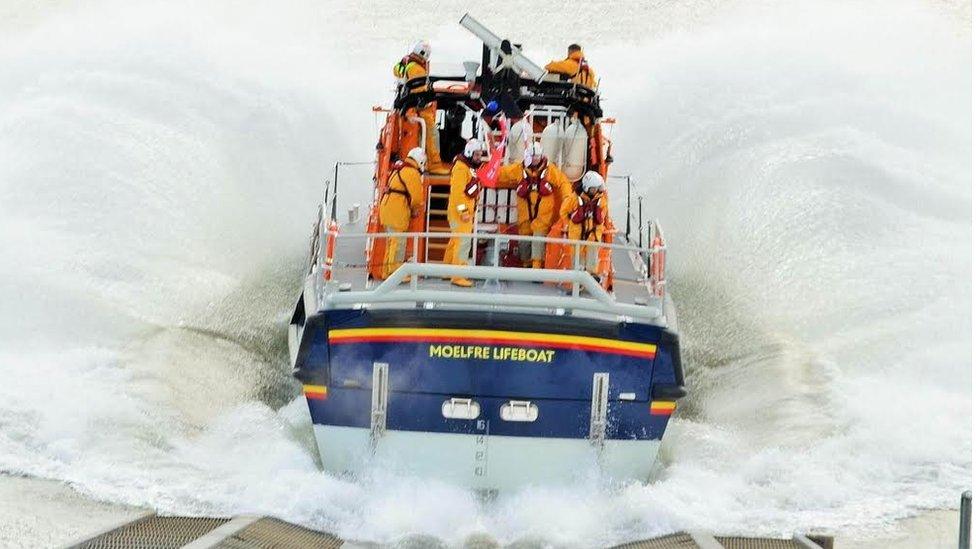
[328,327,656,356]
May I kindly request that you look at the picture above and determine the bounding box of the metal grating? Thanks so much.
[216,517,344,549]
[68,515,831,549]
[612,532,699,549]
[75,516,229,549]
[717,537,802,549]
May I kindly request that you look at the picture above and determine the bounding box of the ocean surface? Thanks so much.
[0,0,970,546]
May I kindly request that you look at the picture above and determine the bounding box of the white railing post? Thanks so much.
[572,242,581,298]
[493,235,501,267]
[470,203,480,267]
[411,235,419,291]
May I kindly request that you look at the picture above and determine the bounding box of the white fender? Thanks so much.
[561,119,588,181]
[507,119,530,164]
[540,121,563,167]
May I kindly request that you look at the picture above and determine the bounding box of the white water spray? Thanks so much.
[0,0,969,546]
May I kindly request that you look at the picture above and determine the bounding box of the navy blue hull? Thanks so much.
[293,308,684,442]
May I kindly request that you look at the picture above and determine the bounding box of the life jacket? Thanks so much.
[394,54,426,80]
[464,176,480,198]
[515,161,554,221]
[454,155,481,198]
[569,192,604,240]
[574,57,592,86]
[383,163,416,206]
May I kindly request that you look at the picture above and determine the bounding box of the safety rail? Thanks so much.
[608,173,668,298]
[393,74,601,119]
[306,204,325,275]
[307,225,667,322]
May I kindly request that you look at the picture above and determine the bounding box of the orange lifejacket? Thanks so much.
[455,155,481,198]
[567,192,606,242]
[516,162,555,224]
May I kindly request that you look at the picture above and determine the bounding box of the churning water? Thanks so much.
[0,0,970,546]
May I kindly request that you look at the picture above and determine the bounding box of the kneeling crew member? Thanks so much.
[444,139,485,287]
[545,43,597,89]
[562,170,608,275]
[498,142,570,268]
[379,147,426,280]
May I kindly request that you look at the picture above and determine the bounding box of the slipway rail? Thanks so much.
[61,512,837,548]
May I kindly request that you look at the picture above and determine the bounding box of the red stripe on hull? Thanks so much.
[329,335,655,359]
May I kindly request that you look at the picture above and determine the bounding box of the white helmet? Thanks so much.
[463,138,485,160]
[407,147,427,171]
[523,141,545,168]
[581,170,604,192]
[412,40,431,61]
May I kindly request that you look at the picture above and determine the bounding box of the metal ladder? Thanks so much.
[423,173,452,262]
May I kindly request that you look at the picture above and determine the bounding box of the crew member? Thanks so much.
[498,142,571,268]
[561,170,608,276]
[379,147,426,280]
[393,40,446,173]
[544,44,597,89]
[444,139,485,287]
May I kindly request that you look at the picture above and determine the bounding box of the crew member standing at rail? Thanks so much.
[444,139,485,287]
[544,44,597,89]
[393,40,447,173]
[379,147,426,281]
[498,142,571,268]
[561,170,608,277]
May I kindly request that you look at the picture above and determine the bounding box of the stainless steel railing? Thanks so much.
[308,227,668,322]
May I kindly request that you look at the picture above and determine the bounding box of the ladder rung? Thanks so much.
[424,174,451,185]
[429,192,449,198]
[429,209,448,215]
[427,243,448,249]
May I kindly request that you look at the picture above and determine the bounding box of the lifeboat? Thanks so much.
[288,14,685,490]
